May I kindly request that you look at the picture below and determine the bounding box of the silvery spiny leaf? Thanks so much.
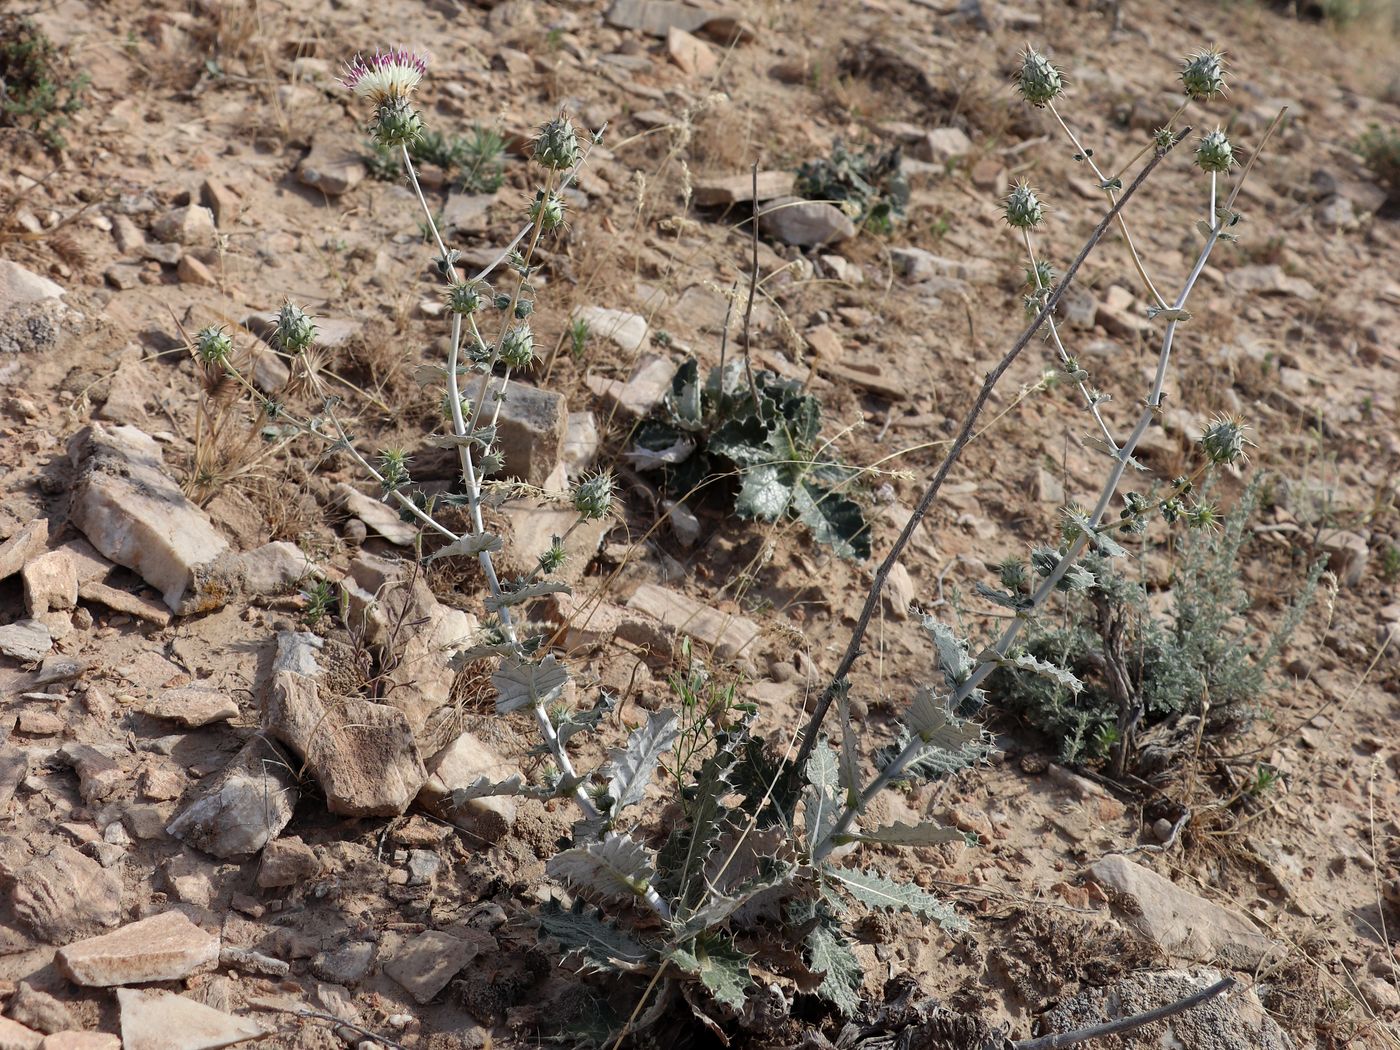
[623,436,696,471]
[493,653,569,714]
[604,709,679,818]
[830,819,967,847]
[483,579,570,613]
[1146,305,1193,322]
[822,866,967,932]
[921,616,972,687]
[974,582,1033,612]
[803,742,840,846]
[997,651,1084,694]
[546,833,659,907]
[536,898,653,973]
[427,531,503,562]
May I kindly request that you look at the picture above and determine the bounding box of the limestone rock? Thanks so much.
[692,170,793,206]
[1226,264,1318,300]
[1037,969,1293,1050]
[332,484,416,546]
[0,259,74,355]
[627,582,761,660]
[152,206,215,247]
[238,541,314,596]
[116,987,264,1050]
[492,498,609,588]
[133,687,239,727]
[757,195,856,247]
[58,911,220,987]
[68,425,238,615]
[918,127,973,163]
[262,658,426,818]
[165,738,298,858]
[562,411,599,477]
[77,582,171,626]
[1088,855,1272,967]
[0,519,49,581]
[384,929,496,1005]
[667,26,717,76]
[0,1017,43,1050]
[339,557,475,736]
[309,942,374,986]
[297,135,366,196]
[21,550,77,617]
[605,0,752,41]
[58,744,125,803]
[485,377,568,487]
[0,619,51,663]
[584,354,674,418]
[416,732,519,844]
[6,984,77,1035]
[7,844,123,944]
[570,305,649,353]
[256,836,321,888]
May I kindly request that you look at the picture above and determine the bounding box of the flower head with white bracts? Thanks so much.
[339,47,429,106]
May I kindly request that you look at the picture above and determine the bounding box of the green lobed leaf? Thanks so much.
[804,914,864,1017]
[735,462,793,521]
[922,616,972,687]
[833,819,966,847]
[536,898,653,972]
[824,866,967,932]
[792,481,870,560]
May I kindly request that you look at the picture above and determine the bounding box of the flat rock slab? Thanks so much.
[0,259,74,355]
[166,739,298,859]
[134,687,239,727]
[0,1016,43,1050]
[1089,855,1273,968]
[263,668,426,817]
[1037,969,1294,1050]
[384,929,496,1005]
[627,582,761,660]
[39,1034,119,1050]
[0,619,52,662]
[7,844,123,944]
[0,519,49,581]
[58,911,220,986]
[757,195,856,247]
[117,988,264,1050]
[605,0,751,41]
[571,305,649,353]
[67,425,238,615]
[693,170,793,206]
[416,731,518,844]
[332,484,416,546]
[584,354,675,419]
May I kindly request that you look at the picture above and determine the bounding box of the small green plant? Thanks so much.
[796,140,909,233]
[630,358,871,558]
[567,316,590,360]
[990,480,1324,774]
[366,123,506,192]
[1380,543,1400,583]
[1356,123,1400,203]
[0,16,89,150]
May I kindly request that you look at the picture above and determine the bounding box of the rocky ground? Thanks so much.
[1,0,1399,1048]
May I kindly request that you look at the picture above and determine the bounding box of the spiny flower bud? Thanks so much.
[1015,47,1064,108]
[274,302,316,353]
[529,189,566,231]
[194,325,232,365]
[999,558,1030,592]
[1188,502,1220,531]
[441,391,472,421]
[533,114,581,170]
[1180,47,1227,100]
[572,471,614,521]
[378,448,411,494]
[1025,259,1056,290]
[538,536,567,575]
[499,324,535,369]
[1194,128,1234,173]
[1004,180,1044,229]
[446,280,484,315]
[371,97,424,148]
[1199,414,1249,464]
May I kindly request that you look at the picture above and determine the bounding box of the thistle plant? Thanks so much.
[792,43,1290,864]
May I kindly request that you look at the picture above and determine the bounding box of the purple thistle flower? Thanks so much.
[339,47,429,105]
